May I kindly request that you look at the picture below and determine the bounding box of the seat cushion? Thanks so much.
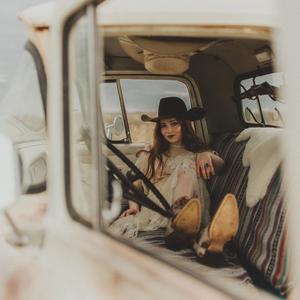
[208,133,289,296]
[137,228,254,287]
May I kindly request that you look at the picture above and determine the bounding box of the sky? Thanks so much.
[0,0,49,100]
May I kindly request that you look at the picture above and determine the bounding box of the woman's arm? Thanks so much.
[210,151,225,175]
[120,148,150,218]
[196,151,225,180]
[120,201,139,217]
[119,180,142,217]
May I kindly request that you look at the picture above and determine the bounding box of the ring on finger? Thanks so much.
[204,163,209,169]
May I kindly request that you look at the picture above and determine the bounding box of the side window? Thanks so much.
[237,71,285,127]
[0,49,47,193]
[68,11,94,224]
[120,79,191,143]
[100,81,127,142]
[101,78,192,144]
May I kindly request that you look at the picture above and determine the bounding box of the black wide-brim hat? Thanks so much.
[141,97,206,122]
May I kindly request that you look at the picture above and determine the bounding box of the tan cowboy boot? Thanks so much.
[165,197,202,250]
[170,197,202,236]
[194,193,239,257]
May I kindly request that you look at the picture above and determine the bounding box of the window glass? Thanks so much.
[68,13,93,222]
[239,72,285,127]
[120,79,191,143]
[100,81,127,141]
[0,50,47,192]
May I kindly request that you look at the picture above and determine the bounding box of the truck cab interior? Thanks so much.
[93,33,287,296]
[0,2,288,299]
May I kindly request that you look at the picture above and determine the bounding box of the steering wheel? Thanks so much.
[106,141,174,219]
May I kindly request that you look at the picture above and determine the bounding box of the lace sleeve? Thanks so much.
[135,146,151,175]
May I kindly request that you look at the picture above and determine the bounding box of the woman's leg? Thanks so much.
[172,169,196,202]
[193,194,239,257]
[168,168,202,237]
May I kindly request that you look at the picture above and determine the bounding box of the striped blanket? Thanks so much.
[137,228,254,289]
[208,133,289,296]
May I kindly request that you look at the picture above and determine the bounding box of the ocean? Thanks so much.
[0,0,49,100]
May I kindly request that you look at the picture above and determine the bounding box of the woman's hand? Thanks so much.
[120,201,140,218]
[196,151,215,180]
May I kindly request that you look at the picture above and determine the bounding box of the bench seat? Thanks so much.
[122,131,289,297]
[209,133,289,296]
[137,228,255,291]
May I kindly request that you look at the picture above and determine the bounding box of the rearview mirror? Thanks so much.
[0,134,21,210]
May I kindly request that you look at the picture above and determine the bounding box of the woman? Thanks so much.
[110,97,239,257]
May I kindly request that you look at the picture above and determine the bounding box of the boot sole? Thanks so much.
[172,198,201,236]
[208,193,239,253]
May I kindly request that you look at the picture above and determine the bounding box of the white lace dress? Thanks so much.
[109,146,210,238]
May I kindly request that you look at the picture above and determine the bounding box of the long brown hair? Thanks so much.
[138,119,208,180]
